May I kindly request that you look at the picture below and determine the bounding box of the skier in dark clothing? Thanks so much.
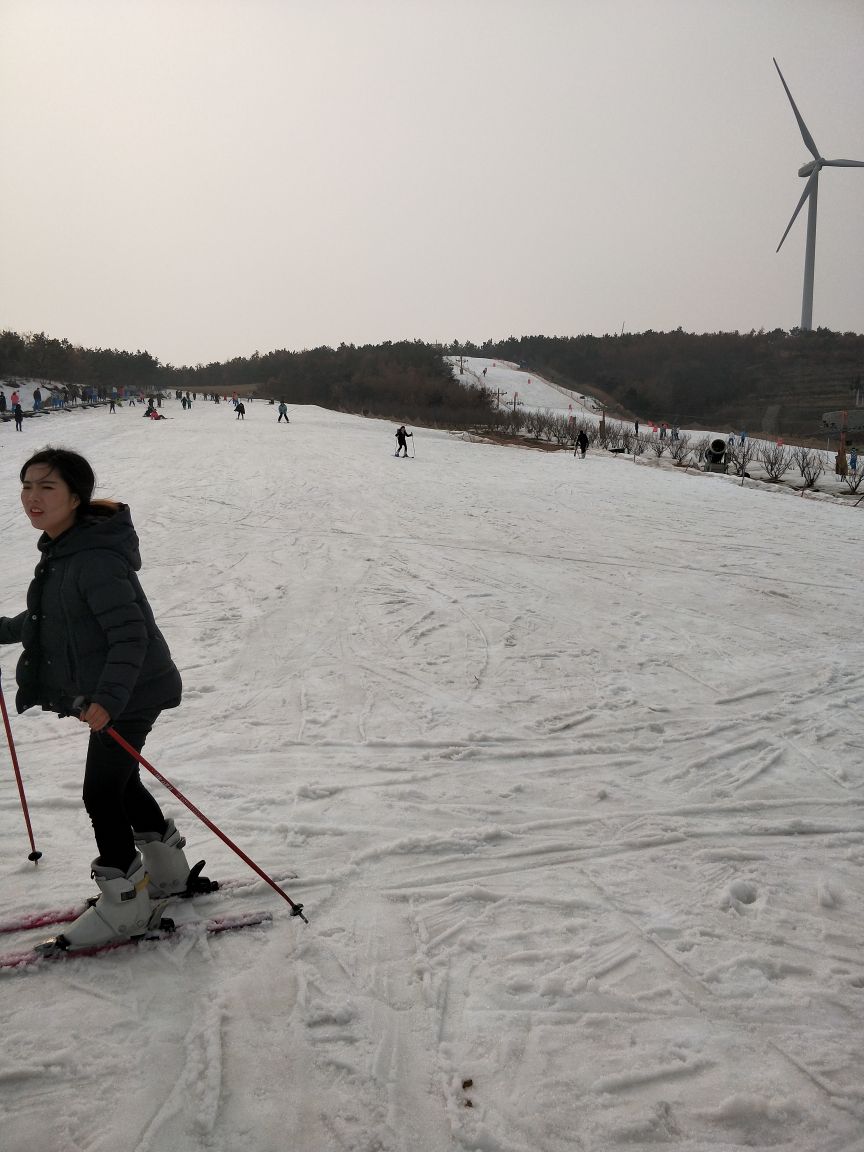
[236,402,246,420]
[395,425,413,456]
[575,430,589,458]
[277,402,290,423]
[0,449,207,952]
[13,403,24,431]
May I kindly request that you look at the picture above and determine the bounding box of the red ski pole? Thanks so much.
[113,727,307,922]
[0,675,42,863]
[73,700,306,922]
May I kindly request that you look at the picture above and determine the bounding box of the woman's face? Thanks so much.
[21,465,80,538]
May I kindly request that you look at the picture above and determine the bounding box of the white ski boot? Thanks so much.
[44,852,156,952]
[135,819,215,898]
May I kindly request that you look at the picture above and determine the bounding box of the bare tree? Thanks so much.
[791,446,825,489]
[733,439,758,478]
[550,413,571,445]
[604,419,626,450]
[523,409,547,439]
[692,436,711,467]
[791,445,809,478]
[841,459,864,493]
[669,433,691,464]
[507,408,526,435]
[759,441,793,482]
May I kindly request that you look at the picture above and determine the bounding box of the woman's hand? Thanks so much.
[79,702,111,732]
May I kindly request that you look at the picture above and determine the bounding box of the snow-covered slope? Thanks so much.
[1,398,863,1151]
[450,355,601,415]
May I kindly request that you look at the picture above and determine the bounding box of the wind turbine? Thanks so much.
[773,58,864,331]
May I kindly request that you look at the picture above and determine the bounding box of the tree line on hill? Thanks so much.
[0,331,494,428]
[449,328,864,438]
[3,327,863,438]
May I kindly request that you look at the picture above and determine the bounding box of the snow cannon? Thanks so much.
[704,438,728,474]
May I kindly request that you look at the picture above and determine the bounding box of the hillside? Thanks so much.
[5,328,864,441]
[454,330,864,440]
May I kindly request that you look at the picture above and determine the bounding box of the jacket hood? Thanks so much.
[37,502,142,570]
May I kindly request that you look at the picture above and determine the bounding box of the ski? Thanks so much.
[0,909,273,972]
[0,869,297,937]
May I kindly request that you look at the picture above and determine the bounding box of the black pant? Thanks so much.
[82,710,167,871]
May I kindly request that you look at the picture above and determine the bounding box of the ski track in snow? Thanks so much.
[2,368,864,1150]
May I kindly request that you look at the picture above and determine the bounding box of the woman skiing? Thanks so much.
[0,448,208,951]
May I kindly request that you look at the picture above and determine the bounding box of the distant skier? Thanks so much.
[13,403,24,431]
[277,402,290,423]
[575,429,588,458]
[0,392,6,415]
[850,447,859,473]
[236,402,246,420]
[395,425,413,457]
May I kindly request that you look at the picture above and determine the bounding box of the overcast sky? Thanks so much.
[2,0,863,368]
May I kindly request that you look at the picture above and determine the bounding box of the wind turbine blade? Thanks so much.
[822,158,864,167]
[773,58,820,160]
[776,169,818,252]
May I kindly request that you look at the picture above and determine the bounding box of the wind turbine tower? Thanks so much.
[773,58,864,331]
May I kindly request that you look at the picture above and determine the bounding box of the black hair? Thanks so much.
[20,448,96,519]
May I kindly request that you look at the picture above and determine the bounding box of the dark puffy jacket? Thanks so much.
[0,503,181,719]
